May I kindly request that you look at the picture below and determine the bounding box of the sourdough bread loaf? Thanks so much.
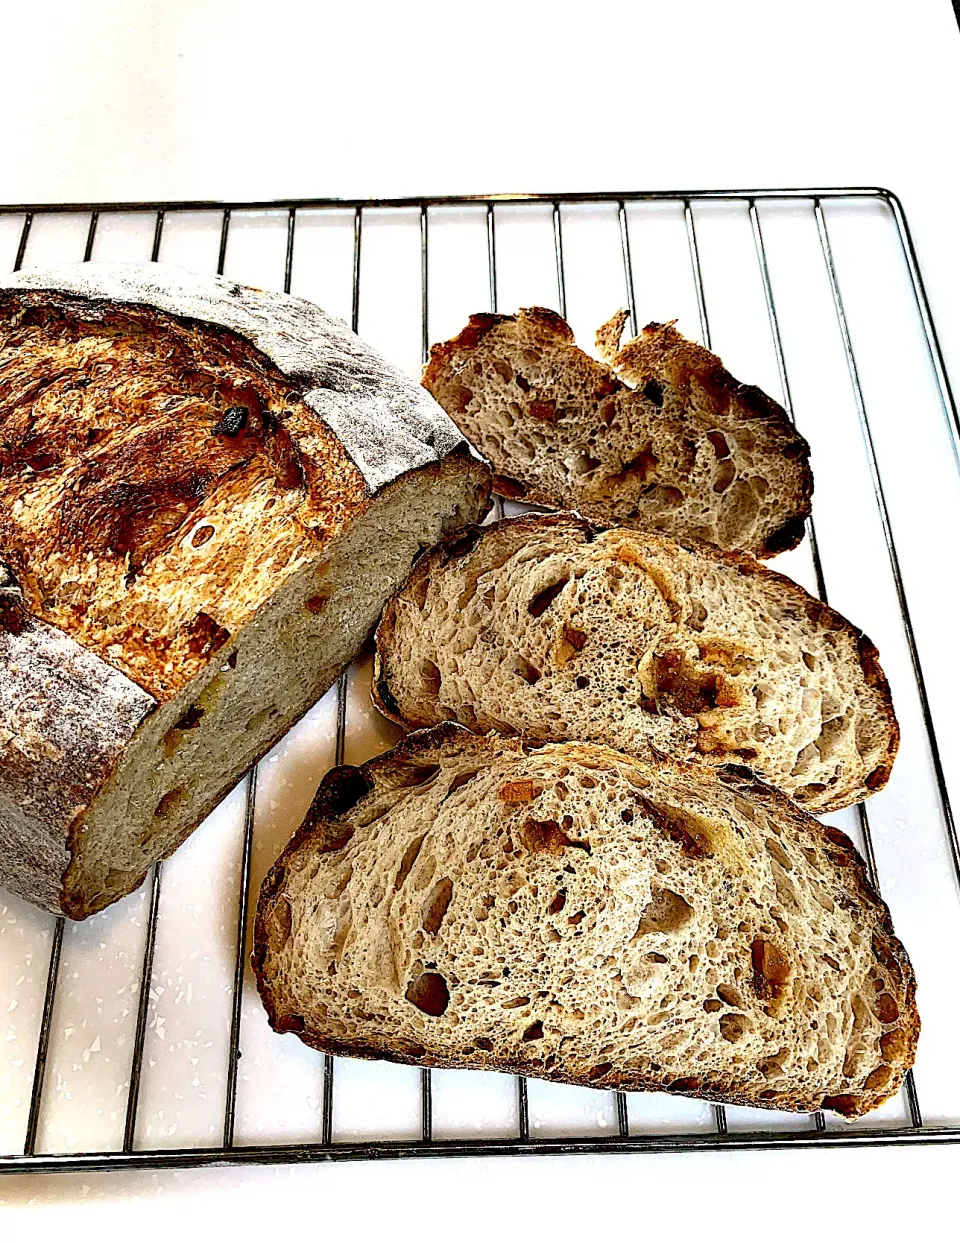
[373,514,898,813]
[422,307,812,557]
[252,726,918,1117]
[0,263,490,918]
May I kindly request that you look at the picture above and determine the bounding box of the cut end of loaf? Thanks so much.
[53,455,489,919]
[253,727,918,1118]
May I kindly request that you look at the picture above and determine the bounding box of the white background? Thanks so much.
[2,0,960,1238]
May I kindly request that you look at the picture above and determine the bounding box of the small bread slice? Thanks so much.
[373,515,899,813]
[422,307,812,558]
[252,726,918,1118]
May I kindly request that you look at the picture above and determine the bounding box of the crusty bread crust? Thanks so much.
[0,265,490,917]
[423,308,813,558]
[0,597,155,913]
[253,725,918,1118]
[373,513,899,813]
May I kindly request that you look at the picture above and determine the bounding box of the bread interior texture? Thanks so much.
[65,462,486,916]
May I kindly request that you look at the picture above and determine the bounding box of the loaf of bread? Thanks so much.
[422,307,813,558]
[253,726,918,1117]
[374,514,898,813]
[0,263,490,919]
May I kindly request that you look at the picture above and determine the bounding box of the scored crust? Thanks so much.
[252,725,919,1118]
[423,307,813,559]
[372,513,899,813]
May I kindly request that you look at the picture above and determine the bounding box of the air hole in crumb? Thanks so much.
[765,837,792,869]
[304,594,329,615]
[395,835,427,890]
[192,524,215,548]
[864,1065,892,1091]
[575,675,590,689]
[446,770,479,797]
[703,998,722,1013]
[324,766,372,816]
[547,890,566,915]
[155,788,185,819]
[393,763,442,789]
[475,1037,493,1051]
[521,818,591,855]
[876,993,900,1023]
[405,972,449,1016]
[421,660,441,693]
[635,887,693,937]
[522,1021,544,1041]
[719,1013,748,1042]
[422,878,454,935]
[713,460,736,493]
[270,897,293,950]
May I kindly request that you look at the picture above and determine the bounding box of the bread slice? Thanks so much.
[252,725,918,1118]
[422,307,812,558]
[0,263,490,918]
[373,514,898,813]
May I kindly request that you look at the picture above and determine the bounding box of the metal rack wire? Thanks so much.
[1,187,959,1173]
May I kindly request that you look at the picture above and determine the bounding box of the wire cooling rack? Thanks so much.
[2,188,960,1174]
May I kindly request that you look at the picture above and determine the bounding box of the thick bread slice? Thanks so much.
[252,726,918,1118]
[373,515,898,813]
[0,263,490,918]
[422,307,812,558]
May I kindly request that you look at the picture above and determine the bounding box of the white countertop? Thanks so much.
[3,1,960,1238]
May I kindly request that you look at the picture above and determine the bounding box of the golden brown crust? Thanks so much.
[372,513,900,811]
[253,726,919,1118]
[0,290,370,702]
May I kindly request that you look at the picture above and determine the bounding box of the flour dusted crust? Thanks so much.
[0,264,490,917]
[3,263,465,492]
[0,603,154,911]
[253,726,918,1118]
